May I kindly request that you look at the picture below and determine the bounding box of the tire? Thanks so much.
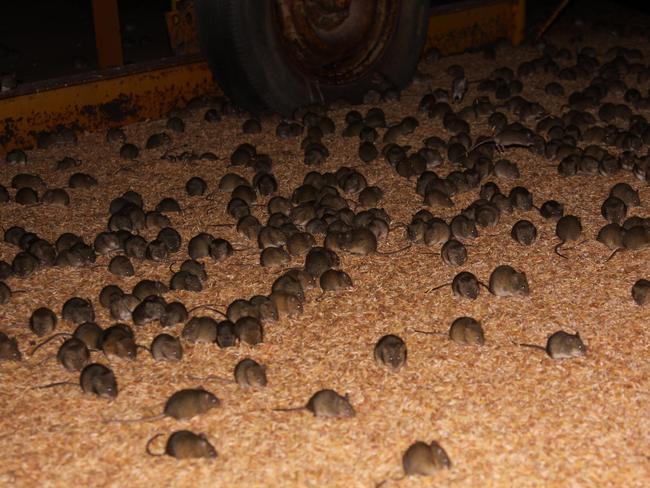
[195,0,430,115]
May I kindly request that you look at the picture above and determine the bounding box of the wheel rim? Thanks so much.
[273,0,400,84]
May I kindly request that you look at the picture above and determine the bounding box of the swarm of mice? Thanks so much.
[3,33,650,483]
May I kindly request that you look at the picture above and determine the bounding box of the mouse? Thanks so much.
[514,330,587,359]
[450,215,478,241]
[554,215,583,258]
[61,297,95,325]
[269,291,303,319]
[273,389,355,418]
[260,247,291,268]
[374,335,407,371]
[286,232,316,257]
[102,324,138,360]
[194,358,267,388]
[631,279,650,306]
[601,196,627,225]
[234,316,264,345]
[0,331,21,361]
[426,271,483,300]
[467,127,536,153]
[488,265,529,297]
[182,316,218,343]
[319,269,353,292]
[36,363,118,398]
[55,338,90,371]
[376,440,451,487]
[272,274,306,302]
[149,333,183,361]
[441,239,468,266]
[511,219,538,246]
[331,228,411,257]
[146,430,217,459]
[29,307,58,337]
[106,388,220,423]
[410,316,485,345]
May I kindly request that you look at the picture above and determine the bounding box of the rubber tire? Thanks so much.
[195,0,430,116]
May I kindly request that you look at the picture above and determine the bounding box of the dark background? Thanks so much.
[1,0,649,84]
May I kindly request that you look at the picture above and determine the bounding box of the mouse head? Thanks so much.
[198,390,221,409]
[335,393,356,418]
[512,272,530,296]
[93,373,118,399]
[568,332,587,357]
[0,337,22,361]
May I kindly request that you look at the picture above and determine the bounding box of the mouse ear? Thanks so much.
[575,331,581,338]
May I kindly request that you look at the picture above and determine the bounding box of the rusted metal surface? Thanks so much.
[426,0,526,55]
[165,0,201,55]
[92,0,124,68]
[0,55,219,155]
[273,0,399,83]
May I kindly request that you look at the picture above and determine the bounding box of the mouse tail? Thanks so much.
[187,304,227,317]
[377,243,412,256]
[375,474,405,488]
[188,374,230,383]
[554,243,569,259]
[604,248,621,263]
[425,282,451,294]
[33,381,77,390]
[478,281,491,290]
[104,413,165,424]
[30,333,73,356]
[272,406,305,413]
[145,433,166,457]
[514,341,547,352]
[407,328,442,336]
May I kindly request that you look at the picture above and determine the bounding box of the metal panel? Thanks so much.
[0,55,218,154]
[426,0,525,55]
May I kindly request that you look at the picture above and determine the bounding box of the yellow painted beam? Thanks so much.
[0,56,219,154]
[426,0,525,55]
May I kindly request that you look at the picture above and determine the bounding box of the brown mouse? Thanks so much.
[631,279,650,306]
[182,316,218,343]
[319,269,353,292]
[146,431,217,459]
[260,247,291,268]
[54,338,90,371]
[106,388,220,423]
[274,389,356,418]
[150,334,183,361]
[197,358,267,388]
[554,215,583,259]
[0,332,21,361]
[376,440,451,487]
[427,271,483,299]
[441,239,468,266]
[234,316,264,345]
[411,316,484,345]
[102,324,138,360]
[488,265,529,297]
[29,307,58,337]
[467,127,536,152]
[36,363,118,399]
[374,335,407,371]
[515,330,587,359]
[511,220,537,246]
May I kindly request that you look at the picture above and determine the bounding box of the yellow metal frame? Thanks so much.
[426,0,525,55]
[0,56,218,154]
[0,0,525,155]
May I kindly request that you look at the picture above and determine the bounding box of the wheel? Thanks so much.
[195,0,430,115]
